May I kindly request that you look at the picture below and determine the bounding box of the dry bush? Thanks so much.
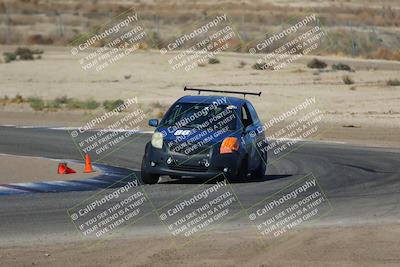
[238,61,247,68]
[11,94,25,104]
[342,75,354,85]
[307,58,327,69]
[387,79,400,86]
[3,52,16,63]
[26,34,53,45]
[208,57,220,64]
[149,101,169,118]
[332,63,352,71]
[252,62,273,70]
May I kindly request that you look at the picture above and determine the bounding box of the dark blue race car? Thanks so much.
[141,87,268,184]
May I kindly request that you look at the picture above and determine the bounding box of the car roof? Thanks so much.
[177,95,248,107]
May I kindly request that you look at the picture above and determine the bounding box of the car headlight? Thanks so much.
[151,132,163,149]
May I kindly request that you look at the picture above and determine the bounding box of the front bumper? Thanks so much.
[143,143,244,180]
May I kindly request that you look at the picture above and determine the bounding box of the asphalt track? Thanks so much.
[0,126,399,245]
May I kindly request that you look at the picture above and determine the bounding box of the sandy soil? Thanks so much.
[1,224,399,267]
[0,154,98,183]
[1,48,399,118]
[0,47,399,148]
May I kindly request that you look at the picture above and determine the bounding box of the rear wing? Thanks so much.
[184,86,261,98]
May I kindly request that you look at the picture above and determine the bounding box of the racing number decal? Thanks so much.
[174,130,191,136]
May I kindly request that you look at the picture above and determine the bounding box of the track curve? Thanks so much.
[0,126,399,245]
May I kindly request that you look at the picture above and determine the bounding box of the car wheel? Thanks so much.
[252,150,267,180]
[228,160,248,183]
[251,159,266,180]
[141,158,159,184]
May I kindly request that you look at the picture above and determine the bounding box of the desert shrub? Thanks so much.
[11,94,25,103]
[3,52,16,63]
[15,47,34,60]
[342,75,354,85]
[150,101,169,117]
[66,100,83,109]
[66,99,100,110]
[3,47,43,63]
[238,61,247,68]
[84,99,100,109]
[26,34,53,45]
[387,79,400,86]
[27,97,61,111]
[28,97,45,111]
[332,63,352,71]
[307,58,327,69]
[103,99,124,111]
[252,62,264,70]
[0,95,9,105]
[26,96,101,111]
[208,57,220,64]
[252,62,273,70]
[45,100,61,110]
[4,47,44,62]
[54,95,71,105]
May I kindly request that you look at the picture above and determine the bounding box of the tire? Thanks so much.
[251,150,267,179]
[228,160,248,183]
[141,158,159,184]
[251,159,266,179]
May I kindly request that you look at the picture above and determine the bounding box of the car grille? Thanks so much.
[168,164,208,173]
[167,144,212,156]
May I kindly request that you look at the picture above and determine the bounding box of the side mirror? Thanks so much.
[148,119,159,127]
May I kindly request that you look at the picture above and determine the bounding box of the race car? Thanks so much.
[141,87,268,184]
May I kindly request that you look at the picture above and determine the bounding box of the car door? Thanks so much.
[240,103,259,171]
[246,101,267,166]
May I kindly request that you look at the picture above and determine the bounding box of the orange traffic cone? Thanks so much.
[84,154,93,173]
[58,162,67,174]
[65,166,76,174]
[58,162,76,174]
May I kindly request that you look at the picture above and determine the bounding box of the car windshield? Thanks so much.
[161,102,238,130]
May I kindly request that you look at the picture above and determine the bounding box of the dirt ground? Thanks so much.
[1,224,399,267]
[0,154,98,183]
[0,47,399,148]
